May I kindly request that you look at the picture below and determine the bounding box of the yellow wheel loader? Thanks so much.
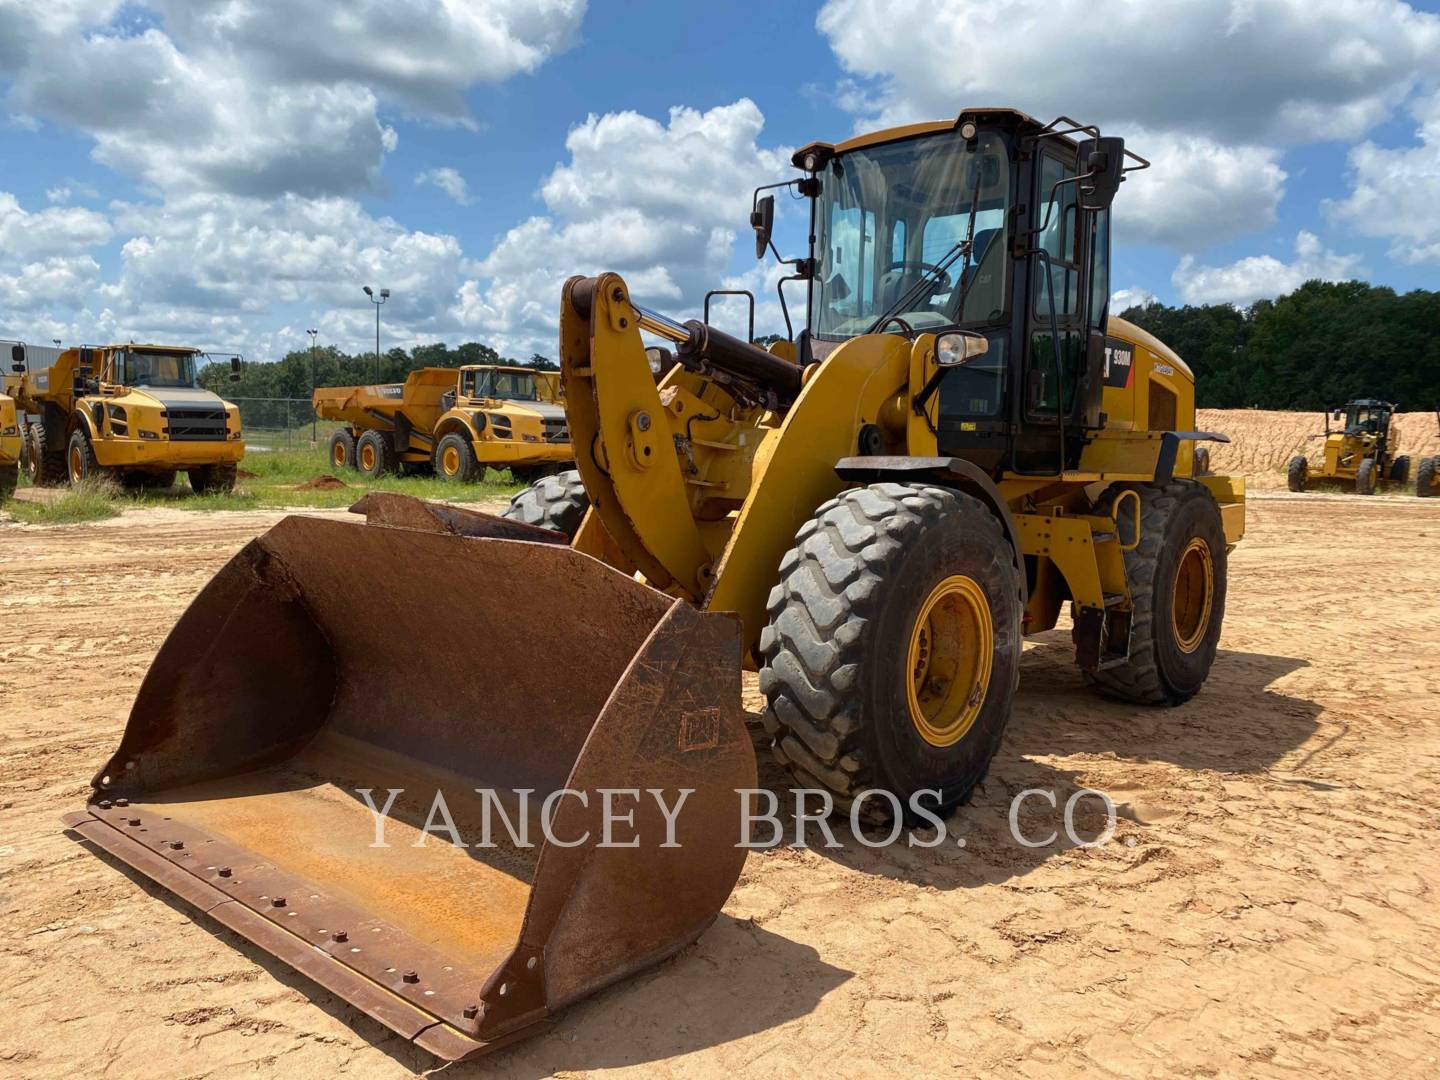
[1287,399,1408,495]
[0,390,20,501]
[6,341,245,493]
[65,108,1244,1061]
[314,364,572,484]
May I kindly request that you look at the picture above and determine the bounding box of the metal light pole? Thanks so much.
[362,286,389,382]
[306,328,319,443]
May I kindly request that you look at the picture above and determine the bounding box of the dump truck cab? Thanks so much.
[315,363,572,484]
[1289,397,1406,494]
[8,341,244,493]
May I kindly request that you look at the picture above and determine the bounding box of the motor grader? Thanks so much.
[314,363,572,483]
[1287,399,1409,495]
[6,341,245,493]
[64,108,1244,1062]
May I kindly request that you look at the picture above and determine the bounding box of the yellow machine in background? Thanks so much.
[5,342,244,493]
[0,391,20,500]
[67,108,1244,1060]
[1288,399,1409,495]
[1417,410,1439,497]
[314,364,572,483]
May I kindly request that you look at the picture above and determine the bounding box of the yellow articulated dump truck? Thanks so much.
[313,364,572,483]
[0,389,20,500]
[6,341,244,493]
[66,108,1243,1061]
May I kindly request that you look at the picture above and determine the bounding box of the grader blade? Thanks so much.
[63,504,753,1061]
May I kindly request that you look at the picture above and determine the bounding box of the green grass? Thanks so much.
[6,475,123,525]
[6,447,525,521]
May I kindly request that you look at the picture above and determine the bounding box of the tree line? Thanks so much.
[199,341,557,399]
[1119,280,1440,410]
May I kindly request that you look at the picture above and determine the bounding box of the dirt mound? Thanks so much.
[294,474,348,491]
[236,468,258,479]
[1200,408,1440,488]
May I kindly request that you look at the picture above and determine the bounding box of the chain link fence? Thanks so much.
[231,397,344,451]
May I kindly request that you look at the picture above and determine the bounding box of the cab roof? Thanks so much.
[792,107,1053,169]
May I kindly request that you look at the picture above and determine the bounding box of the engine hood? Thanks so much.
[129,386,230,410]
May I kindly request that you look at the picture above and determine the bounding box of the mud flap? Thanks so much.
[63,499,754,1060]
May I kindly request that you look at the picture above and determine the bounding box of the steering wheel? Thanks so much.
[882,260,952,291]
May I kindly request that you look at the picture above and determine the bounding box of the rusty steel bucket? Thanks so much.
[63,496,754,1061]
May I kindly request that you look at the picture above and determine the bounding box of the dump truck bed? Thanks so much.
[312,367,459,431]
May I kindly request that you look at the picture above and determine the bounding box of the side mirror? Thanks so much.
[10,343,24,370]
[750,194,775,260]
[936,331,989,368]
[645,346,674,382]
[1332,409,1344,421]
[1076,136,1126,211]
[230,356,242,373]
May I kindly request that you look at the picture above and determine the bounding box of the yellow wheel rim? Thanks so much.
[442,446,460,476]
[332,442,346,467]
[905,574,993,748]
[69,445,83,482]
[360,444,376,471]
[1171,537,1214,654]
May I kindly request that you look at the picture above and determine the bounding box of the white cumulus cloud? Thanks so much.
[0,192,112,259]
[1172,231,1363,306]
[416,167,472,205]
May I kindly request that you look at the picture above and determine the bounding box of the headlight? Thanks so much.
[471,411,487,434]
[1,425,17,437]
[139,429,159,440]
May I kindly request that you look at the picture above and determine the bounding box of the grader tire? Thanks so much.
[1389,455,1411,486]
[1083,481,1227,706]
[27,422,66,487]
[1356,457,1377,495]
[501,469,590,539]
[1418,456,1438,498]
[758,483,1022,822]
[1286,456,1307,492]
[328,429,357,470]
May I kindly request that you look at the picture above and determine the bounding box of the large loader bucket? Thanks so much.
[63,498,754,1061]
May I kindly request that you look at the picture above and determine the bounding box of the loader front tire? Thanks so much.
[1356,457,1377,495]
[434,431,478,482]
[328,429,356,470]
[1286,456,1307,492]
[1083,481,1226,706]
[501,469,589,539]
[1418,456,1438,498]
[189,463,237,494]
[759,483,1022,822]
[27,422,66,487]
[356,429,396,478]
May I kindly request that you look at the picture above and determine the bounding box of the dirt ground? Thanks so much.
[3,490,1440,1079]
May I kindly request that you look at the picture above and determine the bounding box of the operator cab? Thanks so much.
[758,108,1145,476]
[1340,399,1393,438]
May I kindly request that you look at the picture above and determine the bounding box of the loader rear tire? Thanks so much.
[328,429,356,470]
[501,469,589,539]
[434,431,478,482]
[27,422,66,487]
[357,429,396,478]
[1286,456,1307,492]
[1082,481,1226,706]
[1356,457,1377,495]
[188,463,237,494]
[1389,455,1410,486]
[1418,456,1438,497]
[759,483,1023,823]
[0,462,16,502]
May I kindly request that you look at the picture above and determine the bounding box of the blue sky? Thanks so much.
[1,0,1438,363]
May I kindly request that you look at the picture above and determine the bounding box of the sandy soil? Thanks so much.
[1199,408,1440,490]
[3,492,1440,1079]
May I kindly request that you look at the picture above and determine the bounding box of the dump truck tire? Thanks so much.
[188,463,237,495]
[356,429,396,478]
[434,431,477,482]
[1418,456,1437,497]
[67,429,104,485]
[1356,457,1377,495]
[1083,481,1226,706]
[328,429,356,470]
[28,422,66,487]
[502,469,590,539]
[1389,455,1410,485]
[0,462,16,501]
[1286,456,1307,492]
[759,483,1022,822]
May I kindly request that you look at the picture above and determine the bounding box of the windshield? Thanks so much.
[811,130,1012,339]
[469,369,537,401]
[123,350,198,388]
[1347,406,1388,432]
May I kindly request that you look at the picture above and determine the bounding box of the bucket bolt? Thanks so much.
[332,930,348,943]
[402,971,419,984]
[169,841,184,851]
[463,1004,479,1020]
[127,818,141,827]
[98,800,112,810]
[272,897,287,908]
[217,867,232,877]
[115,798,130,807]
